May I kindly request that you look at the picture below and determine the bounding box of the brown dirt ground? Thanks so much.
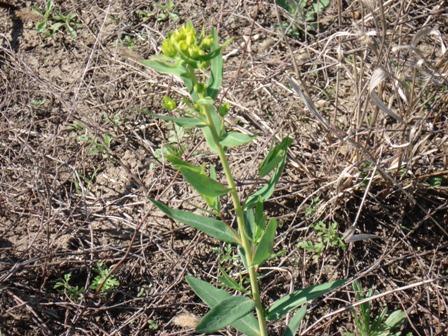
[1,0,447,335]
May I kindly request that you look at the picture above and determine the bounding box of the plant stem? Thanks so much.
[203,105,268,336]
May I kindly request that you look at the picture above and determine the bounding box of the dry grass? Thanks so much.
[0,0,447,335]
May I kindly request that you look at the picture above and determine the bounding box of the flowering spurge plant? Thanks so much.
[142,22,345,336]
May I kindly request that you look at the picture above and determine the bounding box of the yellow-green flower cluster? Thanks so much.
[161,22,214,62]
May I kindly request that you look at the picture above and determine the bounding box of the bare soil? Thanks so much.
[1,0,447,335]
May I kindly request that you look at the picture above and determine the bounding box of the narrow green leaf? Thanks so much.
[282,305,307,336]
[244,137,292,209]
[266,280,346,321]
[50,22,64,31]
[385,310,406,328]
[166,156,202,173]
[259,137,292,177]
[186,276,260,336]
[244,207,256,241]
[206,28,223,99]
[141,59,186,77]
[143,111,206,128]
[203,165,221,211]
[150,199,239,244]
[218,268,246,293]
[180,168,229,198]
[201,106,222,153]
[195,296,255,333]
[238,246,250,271]
[252,218,278,266]
[244,155,287,210]
[220,132,255,148]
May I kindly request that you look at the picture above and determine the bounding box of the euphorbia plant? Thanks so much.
[142,22,345,336]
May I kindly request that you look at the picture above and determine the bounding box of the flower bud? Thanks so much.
[218,102,231,116]
[178,40,188,52]
[162,96,177,111]
[161,39,177,57]
[200,35,214,49]
[188,45,204,59]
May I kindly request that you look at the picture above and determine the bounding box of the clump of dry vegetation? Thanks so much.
[0,0,447,335]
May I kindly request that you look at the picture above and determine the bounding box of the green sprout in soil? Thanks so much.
[297,220,346,259]
[32,0,82,38]
[135,0,179,23]
[89,262,120,294]
[141,21,345,335]
[275,0,331,38]
[344,280,410,336]
[54,272,85,302]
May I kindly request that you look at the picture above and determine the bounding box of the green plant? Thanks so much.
[344,281,410,336]
[89,262,120,293]
[70,121,113,159]
[135,0,179,23]
[117,34,145,50]
[32,0,82,38]
[73,168,99,194]
[427,176,443,189]
[155,122,189,160]
[275,0,331,36]
[54,272,85,302]
[305,196,320,217]
[147,319,159,331]
[297,221,345,259]
[141,22,345,335]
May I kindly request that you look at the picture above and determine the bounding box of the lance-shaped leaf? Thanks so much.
[252,218,278,266]
[141,58,196,98]
[195,296,255,333]
[141,58,186,77]
[282,305,307,336]
[266,279,346,321]
[150,199,239,244]
[385,310,406,329]
[245,154,288,210]
[180,168,229,198]
[166,155,203,173]
[202,165,221,211]
[218,268,246,293]
[259,137,292,177]
[244,137,292,209]
[220,131,255,148]
[143,111,206,128]
[186,276,260,336]
[207,28,223,99]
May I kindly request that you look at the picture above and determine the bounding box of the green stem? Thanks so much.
[203,105,268,336]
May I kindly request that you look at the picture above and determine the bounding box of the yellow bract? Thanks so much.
[161,22,214,62]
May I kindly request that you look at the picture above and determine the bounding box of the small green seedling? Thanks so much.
[54,272,85,302]
[135,0,179,23]
[298,221,345,259]
[147,319,159,330]
[154,0,179,22]
[89,262,120,293]
[427,176,443,189]
[275,0,331,37]
[73,168,99,194]
[142,22,345,335]
[70,121,113,159]
[305,196,320,217]
[154,122,189,162]
[32,0,82,38]
[29,99,48,108]
[344,280,410,336]
[117,34,145,50]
